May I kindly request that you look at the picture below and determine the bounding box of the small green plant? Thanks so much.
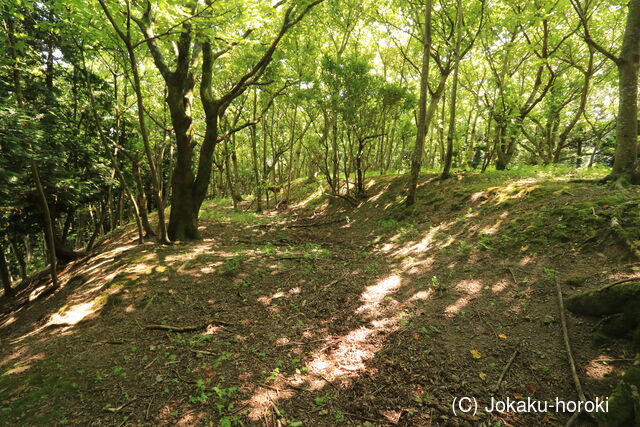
[221,256,244,275]
[378,218,399,229]
[313,394,332,406]
[212,352,233,369]
[478,236,493,250]
[190,379,210,404]
[265,368,280,383]
[262,243,277,255]
[544,268,559,280]
[398,311,412,327]
[430,276,447,292]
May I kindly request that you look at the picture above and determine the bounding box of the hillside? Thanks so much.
[2,168,640,426]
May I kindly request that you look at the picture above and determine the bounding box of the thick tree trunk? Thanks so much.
[612,0,640,178]
[167,110,199,240]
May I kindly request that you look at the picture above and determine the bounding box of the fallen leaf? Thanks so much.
[479,372,487,380]
[527,384,540,394]
[498,333,508,339]
[413,334,421,340]
[513,393,524,399]
[470,349,482,359]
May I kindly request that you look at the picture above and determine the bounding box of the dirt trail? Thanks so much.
[1,175,639,426]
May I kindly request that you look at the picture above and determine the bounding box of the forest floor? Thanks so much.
[2,167,640,427]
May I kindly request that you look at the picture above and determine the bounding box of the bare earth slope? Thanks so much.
[1,169,640,426]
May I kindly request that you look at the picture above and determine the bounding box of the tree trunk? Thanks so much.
[131,155,156,237]
[441,0,463,180]
[9,238,27,281]
[250,92,263,213]
[406,0,433,206]
[612,0,640,179]
[31,160,59,288]
[0,244,13,297]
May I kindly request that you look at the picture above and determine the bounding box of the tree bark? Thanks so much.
[612,0,640,179]
[98,0,168,242]
[406,0,433,206]
[441,0,463,180]
[9,238,27,281]
[31,160,59,287]
[0,244,13,297]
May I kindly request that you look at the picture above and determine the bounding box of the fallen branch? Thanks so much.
[493,349,519,393]
[285,218,346,228]
[555,279,588,426]
[143,320,234,332]
[105,397,137,413]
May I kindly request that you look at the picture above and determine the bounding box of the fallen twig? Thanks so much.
[472,308,498,337]
[507,268,519,285]
[105,397,137,413]
[341,411,385,423]
[555,279,588,427]
[191,349,216,356]
[143,356,158,370]
[285,218,346,228]
[145,395,154,420]
[83,339,130,345]
[142,320,234,332]
[493,349,519,392]
[322,276,345,290]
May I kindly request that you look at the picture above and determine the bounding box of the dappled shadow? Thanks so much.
[1,174,638,425]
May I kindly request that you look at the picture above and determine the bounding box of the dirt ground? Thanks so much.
[1,172,639,426]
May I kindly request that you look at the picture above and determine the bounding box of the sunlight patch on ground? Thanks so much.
[293,185,323,208]
[519,256,533,266]
[245,314,401,421]
[492,279,510,293]
[357,274,401,316]
[244,269,433,421]
[2,352,46,376]
[481,211,509,235]
[48,301,98,326]
[584,357,616,380]
[163,240,215,264]
[1,315,16,328]
[400,225,441,255]
[82,258,115,275]
[0,346,27,368]
[444,279,483,317]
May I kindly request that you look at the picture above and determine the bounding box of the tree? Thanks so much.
[573,0,640,182]
[405,0,432,207]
